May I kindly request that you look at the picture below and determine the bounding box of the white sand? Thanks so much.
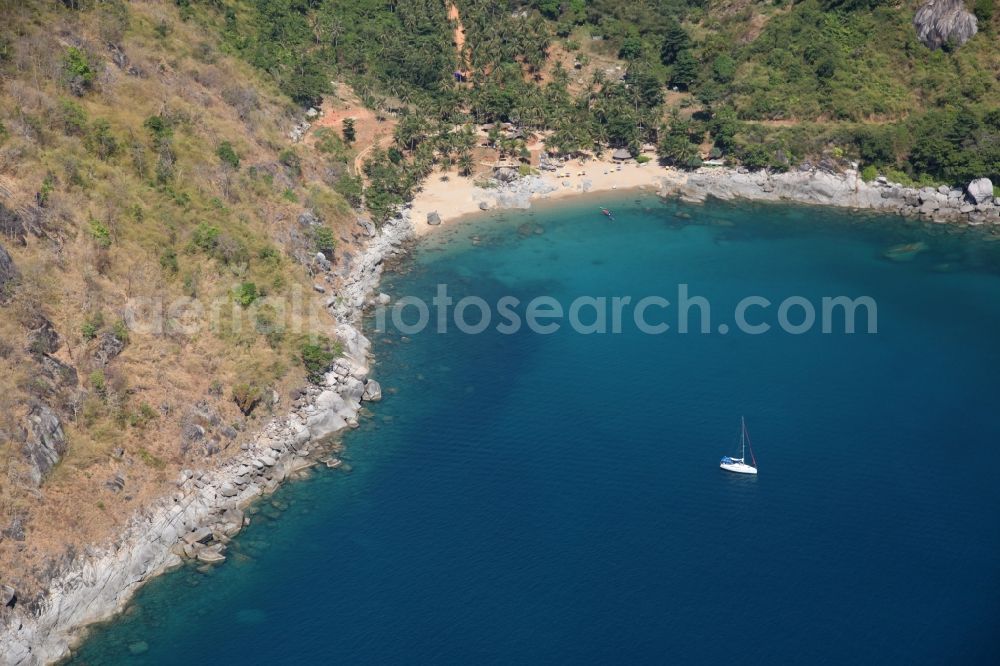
[410,156,672,237]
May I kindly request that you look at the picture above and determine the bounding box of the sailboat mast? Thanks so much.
[740,416,746,460]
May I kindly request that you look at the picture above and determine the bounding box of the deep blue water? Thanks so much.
[71,196,1000,664]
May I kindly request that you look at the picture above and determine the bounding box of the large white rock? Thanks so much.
[966,178,993,204]
[306,409,348,440]
[342,377,366,403]
[363,379,383,402]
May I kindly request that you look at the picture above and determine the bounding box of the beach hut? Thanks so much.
[612,148,632,162]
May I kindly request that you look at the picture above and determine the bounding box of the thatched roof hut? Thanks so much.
[612,148,632,161]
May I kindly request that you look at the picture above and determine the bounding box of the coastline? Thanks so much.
[0,215,415,665]
[408,157,999,234]
[3,158,998,665]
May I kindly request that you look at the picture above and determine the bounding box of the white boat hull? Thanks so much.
[720,461,757,475]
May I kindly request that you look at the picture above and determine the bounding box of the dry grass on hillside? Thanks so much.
[0,0,365,600]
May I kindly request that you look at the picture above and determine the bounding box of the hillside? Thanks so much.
[0,0,368,606]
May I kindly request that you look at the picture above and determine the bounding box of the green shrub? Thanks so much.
[140,402,158,419]
[334,173,363,208]
[58,99,88,135]
[37,173,55,207]
[89,369,106,395]
[315,128,347,157]
[88,219,112,248]
[258,245,280,263]
[216,141,240,169]
[635,154,652,164]
[312,226,336,257]
[112,319,129,343]
[232,383,263,416]
[860,165,878,182]
[712,54,736,84]
[235,282,258,307]
[62,47,95,95]
[279,148,302,177]
[191,222,220,252]
[82,312,104,341]
[300,338,340,383]
[88,118,120,159]
[143,115,173,148]
[739,145,771,170]
[160,248,179,274]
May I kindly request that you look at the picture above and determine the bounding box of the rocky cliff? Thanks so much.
[913,0,978,50]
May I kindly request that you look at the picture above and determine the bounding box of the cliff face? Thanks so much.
[913,0,978,49]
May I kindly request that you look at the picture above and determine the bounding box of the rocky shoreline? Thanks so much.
[2,163,996,665]
[0,213,415,665]
[659,166,999,228]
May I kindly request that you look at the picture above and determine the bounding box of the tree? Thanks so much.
[342,118,356,144]
[394,113,427,152]
[619,35,644,61]
[660,19,690,66]
[458,151,474,177]
[740,144,771,170]
[88,119,119,160]
[670,50,698,90]
[216,141,240,169]
[657,114,699,167]
[712,54,735,83]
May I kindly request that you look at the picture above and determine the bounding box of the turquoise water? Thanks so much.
[71,196,1000,664]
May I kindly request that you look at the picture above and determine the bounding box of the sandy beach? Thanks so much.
[410,156,672,237]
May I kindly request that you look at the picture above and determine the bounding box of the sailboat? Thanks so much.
[720,416,758,475]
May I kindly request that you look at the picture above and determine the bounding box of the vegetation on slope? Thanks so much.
[197,0,998,196]
[0,0,357,601]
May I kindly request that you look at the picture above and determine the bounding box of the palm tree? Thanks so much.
[458,151,474,176]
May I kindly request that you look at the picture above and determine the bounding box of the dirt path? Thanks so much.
[308,85,398,176]
[448,3,469,72]
[353,132,395,175]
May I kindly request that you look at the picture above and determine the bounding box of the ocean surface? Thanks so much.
[71,195,1000,664]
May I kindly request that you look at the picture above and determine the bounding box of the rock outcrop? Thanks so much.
[656,166,1000,227]
[913,0,978,50]
[363,379,382,402]
[92,331,125,367]
[26,316,59,355]
[966,177,993,205]
[0,242,17,303]
[0,203,27,246]
[22,404,68,487]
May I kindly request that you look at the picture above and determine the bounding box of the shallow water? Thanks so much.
[71,196,1000,664]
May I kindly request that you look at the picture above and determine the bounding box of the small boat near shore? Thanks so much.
[600,207,615,221]
[720,416,758,475]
